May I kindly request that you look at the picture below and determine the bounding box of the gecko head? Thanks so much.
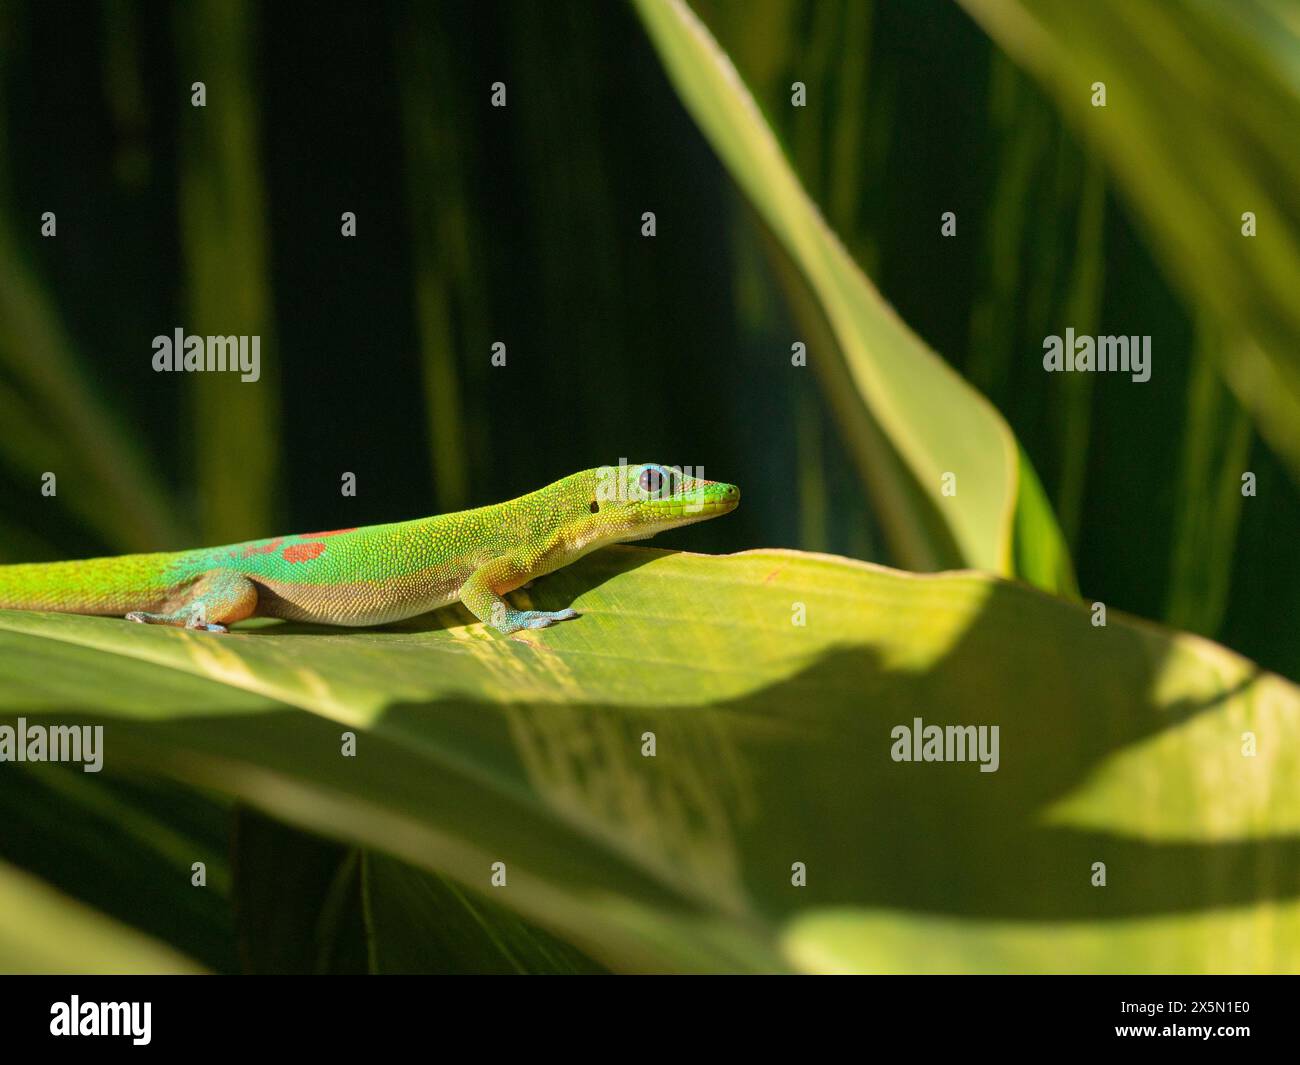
[566,463,740,549]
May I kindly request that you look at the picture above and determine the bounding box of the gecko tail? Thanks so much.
[0,554,179,617]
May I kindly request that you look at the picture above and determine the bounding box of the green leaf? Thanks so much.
[1,545,1296,973]
[176,0,280,542]
[396,5,478,513]
[957,0,1300,483]
[1164,319,1253,637]
[231,810,604,973]
[232,808,370,974]
[0,858,203,974]
[0,766,239,972]
[364,852,607,974]
[632,0,1074,591]
[782,904,1300,975]
[0,40,182,552]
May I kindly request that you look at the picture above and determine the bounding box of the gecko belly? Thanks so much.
[250,573,463,627]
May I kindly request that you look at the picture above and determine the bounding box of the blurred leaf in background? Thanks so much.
[637,0,1076,593]
[0,2,182,555]
[0,859,203,973]
[959,0,1300,485]
[176,0,280,542]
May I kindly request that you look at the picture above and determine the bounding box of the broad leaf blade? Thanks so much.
[1,545,1295,973]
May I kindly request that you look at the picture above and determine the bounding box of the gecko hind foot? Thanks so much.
[125,610,229,634]
[506,608,579,632]
[122,572,254,633]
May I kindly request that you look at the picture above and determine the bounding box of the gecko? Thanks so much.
[0,464,739,635]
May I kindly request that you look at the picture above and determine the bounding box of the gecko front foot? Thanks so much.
[497,607,579,633]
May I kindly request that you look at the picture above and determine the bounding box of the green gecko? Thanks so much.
[0,463,739,635]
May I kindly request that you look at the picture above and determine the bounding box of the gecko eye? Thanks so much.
[589,500,599,514]
[638,466,665,497]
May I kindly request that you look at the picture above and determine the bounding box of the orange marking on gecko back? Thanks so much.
[301,527,357,538]
[241,536,284,559]
[282,541,327,563]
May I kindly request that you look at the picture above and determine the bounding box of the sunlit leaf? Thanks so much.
[1,545,1294,972]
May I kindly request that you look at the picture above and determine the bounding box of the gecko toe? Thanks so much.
[514,608,579,630]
